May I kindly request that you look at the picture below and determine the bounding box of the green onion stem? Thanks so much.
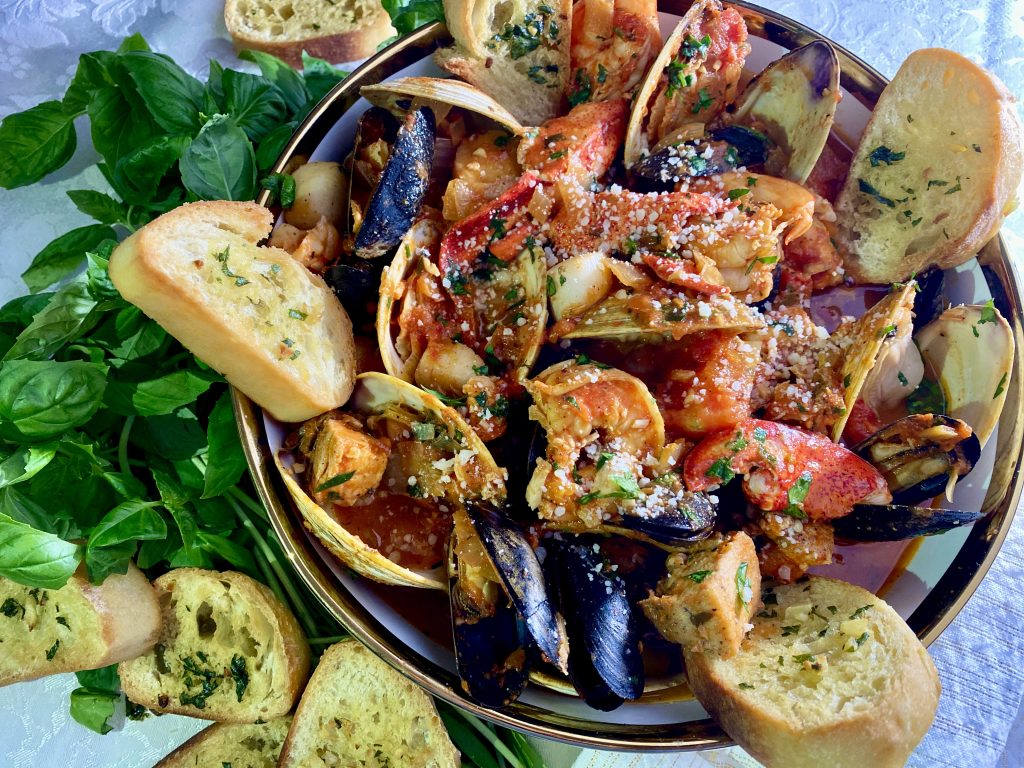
[251,544,290,612]
[305,635,348,645]
[226,484,270,521]
[117,416,135,478]
[449,707,525,768]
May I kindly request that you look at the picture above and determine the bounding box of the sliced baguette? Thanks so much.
[108,201,356,423]
[0,564,160,687]
[835,48,1023,284]
[118,569,310,723]
[279,639,460,767]
[684,576,939,768]
[437,0,572,125]
[154,717,292,768]
[224,0,396,67]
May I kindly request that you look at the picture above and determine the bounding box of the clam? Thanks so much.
[354,106,435,259]
[832,503,984,542]
[915,303,1015,449]
[723,41,840,183]
[830,282,917,440]
[376,218,444,381]
[361,77,527,136]
[551,289,764,342]
[547,536,644,711]
[276,373,506,590]
[853,414,980,506]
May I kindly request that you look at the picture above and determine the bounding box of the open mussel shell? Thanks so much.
[448,507,531,706]
[548,536,644,710]
[354,106,435,259]
[554,291,764,342]
[361,77,527,136]
[832,504,984,542]
[916,303,1015,449]
[831,282,917,440]
[609,492,717,546]
[629,125,770,192]
[854,414,980,506]
[725,41,840,183]
[624,0,714,167]
[376,218,443,381]
[465,503,569,674]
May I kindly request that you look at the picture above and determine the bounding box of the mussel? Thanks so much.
[854,414,980,506]
[832,503,984,542]
[275,373,506,590]
[547,535,644,711]
[610,492,717,545]
[354,106,435,260]
[723,41,840,183]
[629,125,770,192]
[915,303,1015,448]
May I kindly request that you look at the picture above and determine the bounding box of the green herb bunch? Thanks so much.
[0,28,547,767]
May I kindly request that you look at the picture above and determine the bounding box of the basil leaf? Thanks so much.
[0,445,58,489]
[67,190,127,226]
[222,69,288,144]
[255,120,298,172]
[109,313,166,362]
[69,687,120,734]
[111,133,190,203]
[196,531,258,575]
[0,294,53,330]
[300,52,348,105]
[133,410,206,461]
[180,115,257,202]
[88,499,166,549]
[0,101,78,189]
[20,224,117,294]
[119,51,205,135]
[238,50,310,116]
[260,172,296,207]
[105,368,219,416]
[0,512,81,589]
[502,730,544,768]
[64,51,118,116]
[205,59,226,112]
[85,247,122,303]
[437,706,502,768]
[4,278,99,361]
[203,391,247,498]
[0,486,75,536]
[87,81,162,169]
[381,0,445,35]
[76,664,121,693]
[152,467,198,554]
[85,538,138,582]
[0,360,108,440]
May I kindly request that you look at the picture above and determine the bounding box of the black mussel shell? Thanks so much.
[854,414,980,507]
[708,125,771,168]
[549,536,644,710]
[614,491,716,545]
[629,126,770,193]
[912,268,946,332]
[833,504,984,542]
[451,597,530,707]
[466,503,569,674]
[354,106,435,259]
[324,259,386,324]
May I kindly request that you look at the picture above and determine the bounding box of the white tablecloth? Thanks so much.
[0,2,1022,766]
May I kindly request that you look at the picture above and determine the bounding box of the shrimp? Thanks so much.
[442,130,521,222]
[268,217,342,274]
[569,0,662,103]
[525,361,665,528]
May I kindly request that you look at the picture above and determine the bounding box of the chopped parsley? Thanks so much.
[214,247,250,286]
[752,427,767,443]
[423,388,467,407]
[781,625,801,637]
[0,598,25,619]
[687,570,713,583]
[574,353,611,369]
[849,605,872,619]
[868,145,906,167]
[568,68,592,106]
[728,187,750,201]
[230,654,249,702]
[927,179,949,188]
[548,149,566,160]
[783,471,813,519]
[314,472,356,492]
[858,179,896,208]
[738,682,755,690]
[994,372,1008,399]
[736,562,753,608]
[596,451,614,470]
[944,176,962,195]
[665,58,693,98]
[692,87,713,114]
[546,275,557,296]
[726,432,748,452]
[46,640,60,660]
[897,371,909,386]
[978,299,998,325]
[288,308,307,321]
[907,377,945,414]
[681,33,711,60]
[879,323,897,339]
[705,457,735,484]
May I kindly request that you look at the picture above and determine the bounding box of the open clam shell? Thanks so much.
[831,282,917,440]
[915,303,1015,449]
[725,41,840,183]
[362,77,527,136]
[276,373,507,590]
[376,218,444,381]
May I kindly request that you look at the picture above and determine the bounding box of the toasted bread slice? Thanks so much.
[224,0,396,67]
[437,0,571,125]
[154,717,292,768]
[835,48,1023,284]
[279,639,459,768]
[118,569,310,723]
[108,201,356,423]
[641,531,761,658]
[0,564,160,687]
[685,576,939,768]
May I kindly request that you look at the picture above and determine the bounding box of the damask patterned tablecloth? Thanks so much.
[0,1,1022,766]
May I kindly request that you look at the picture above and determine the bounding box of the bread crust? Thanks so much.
[108,201,355,423]
[118,569,311,722]
[0,564,160,687]
[684,576,940,768]
[154,717,292,768]
[224,0,396,67]
[838,48,1023,284]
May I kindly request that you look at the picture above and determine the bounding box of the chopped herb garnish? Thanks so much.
[230,654,249,702]
[681,33,711,60]
[705,457,735,484]
[879,323,897,338]
[944,176,962,195]
[46,640,60,660]
[927,179,949,188]
[897,371,909,386]
[288,308,307,321]
[869,145,906,167]
[692,87,713,114]
[314,472,356,492]
[424,388,467,407]
[978,299,998,324]
[858,179,896,208]
[597,63,608,83]
[907,377,945,414]
[565,395,579,408]
[994,372,1008,399]
[736,562,752,608]
[728,187,750,201]
[0,598,25,619]
[783,471,813,518]
[596,451,614,470]
[549,149,566,160]
[610,473,641,498]
[568,68,592,106]
[726,432,748,452]
[489,216,507,241]
[747,176,758,186]
[781,625,800,637]
[574,353,611,369]
[752,427,767,443]
[738,682,755,690]
[546,275,557,296]
[687,570,713,583]
[843,373,852,388]
[849,604,872,619]
[665,58,689,98]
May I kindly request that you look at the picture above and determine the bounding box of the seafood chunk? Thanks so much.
[303,413,390,507]
[518,99,628,185]
[569,0,661,103]
[442,129,521,222]
[683,419,891,520]
[641,531,761,657]
[832,504,985,542]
